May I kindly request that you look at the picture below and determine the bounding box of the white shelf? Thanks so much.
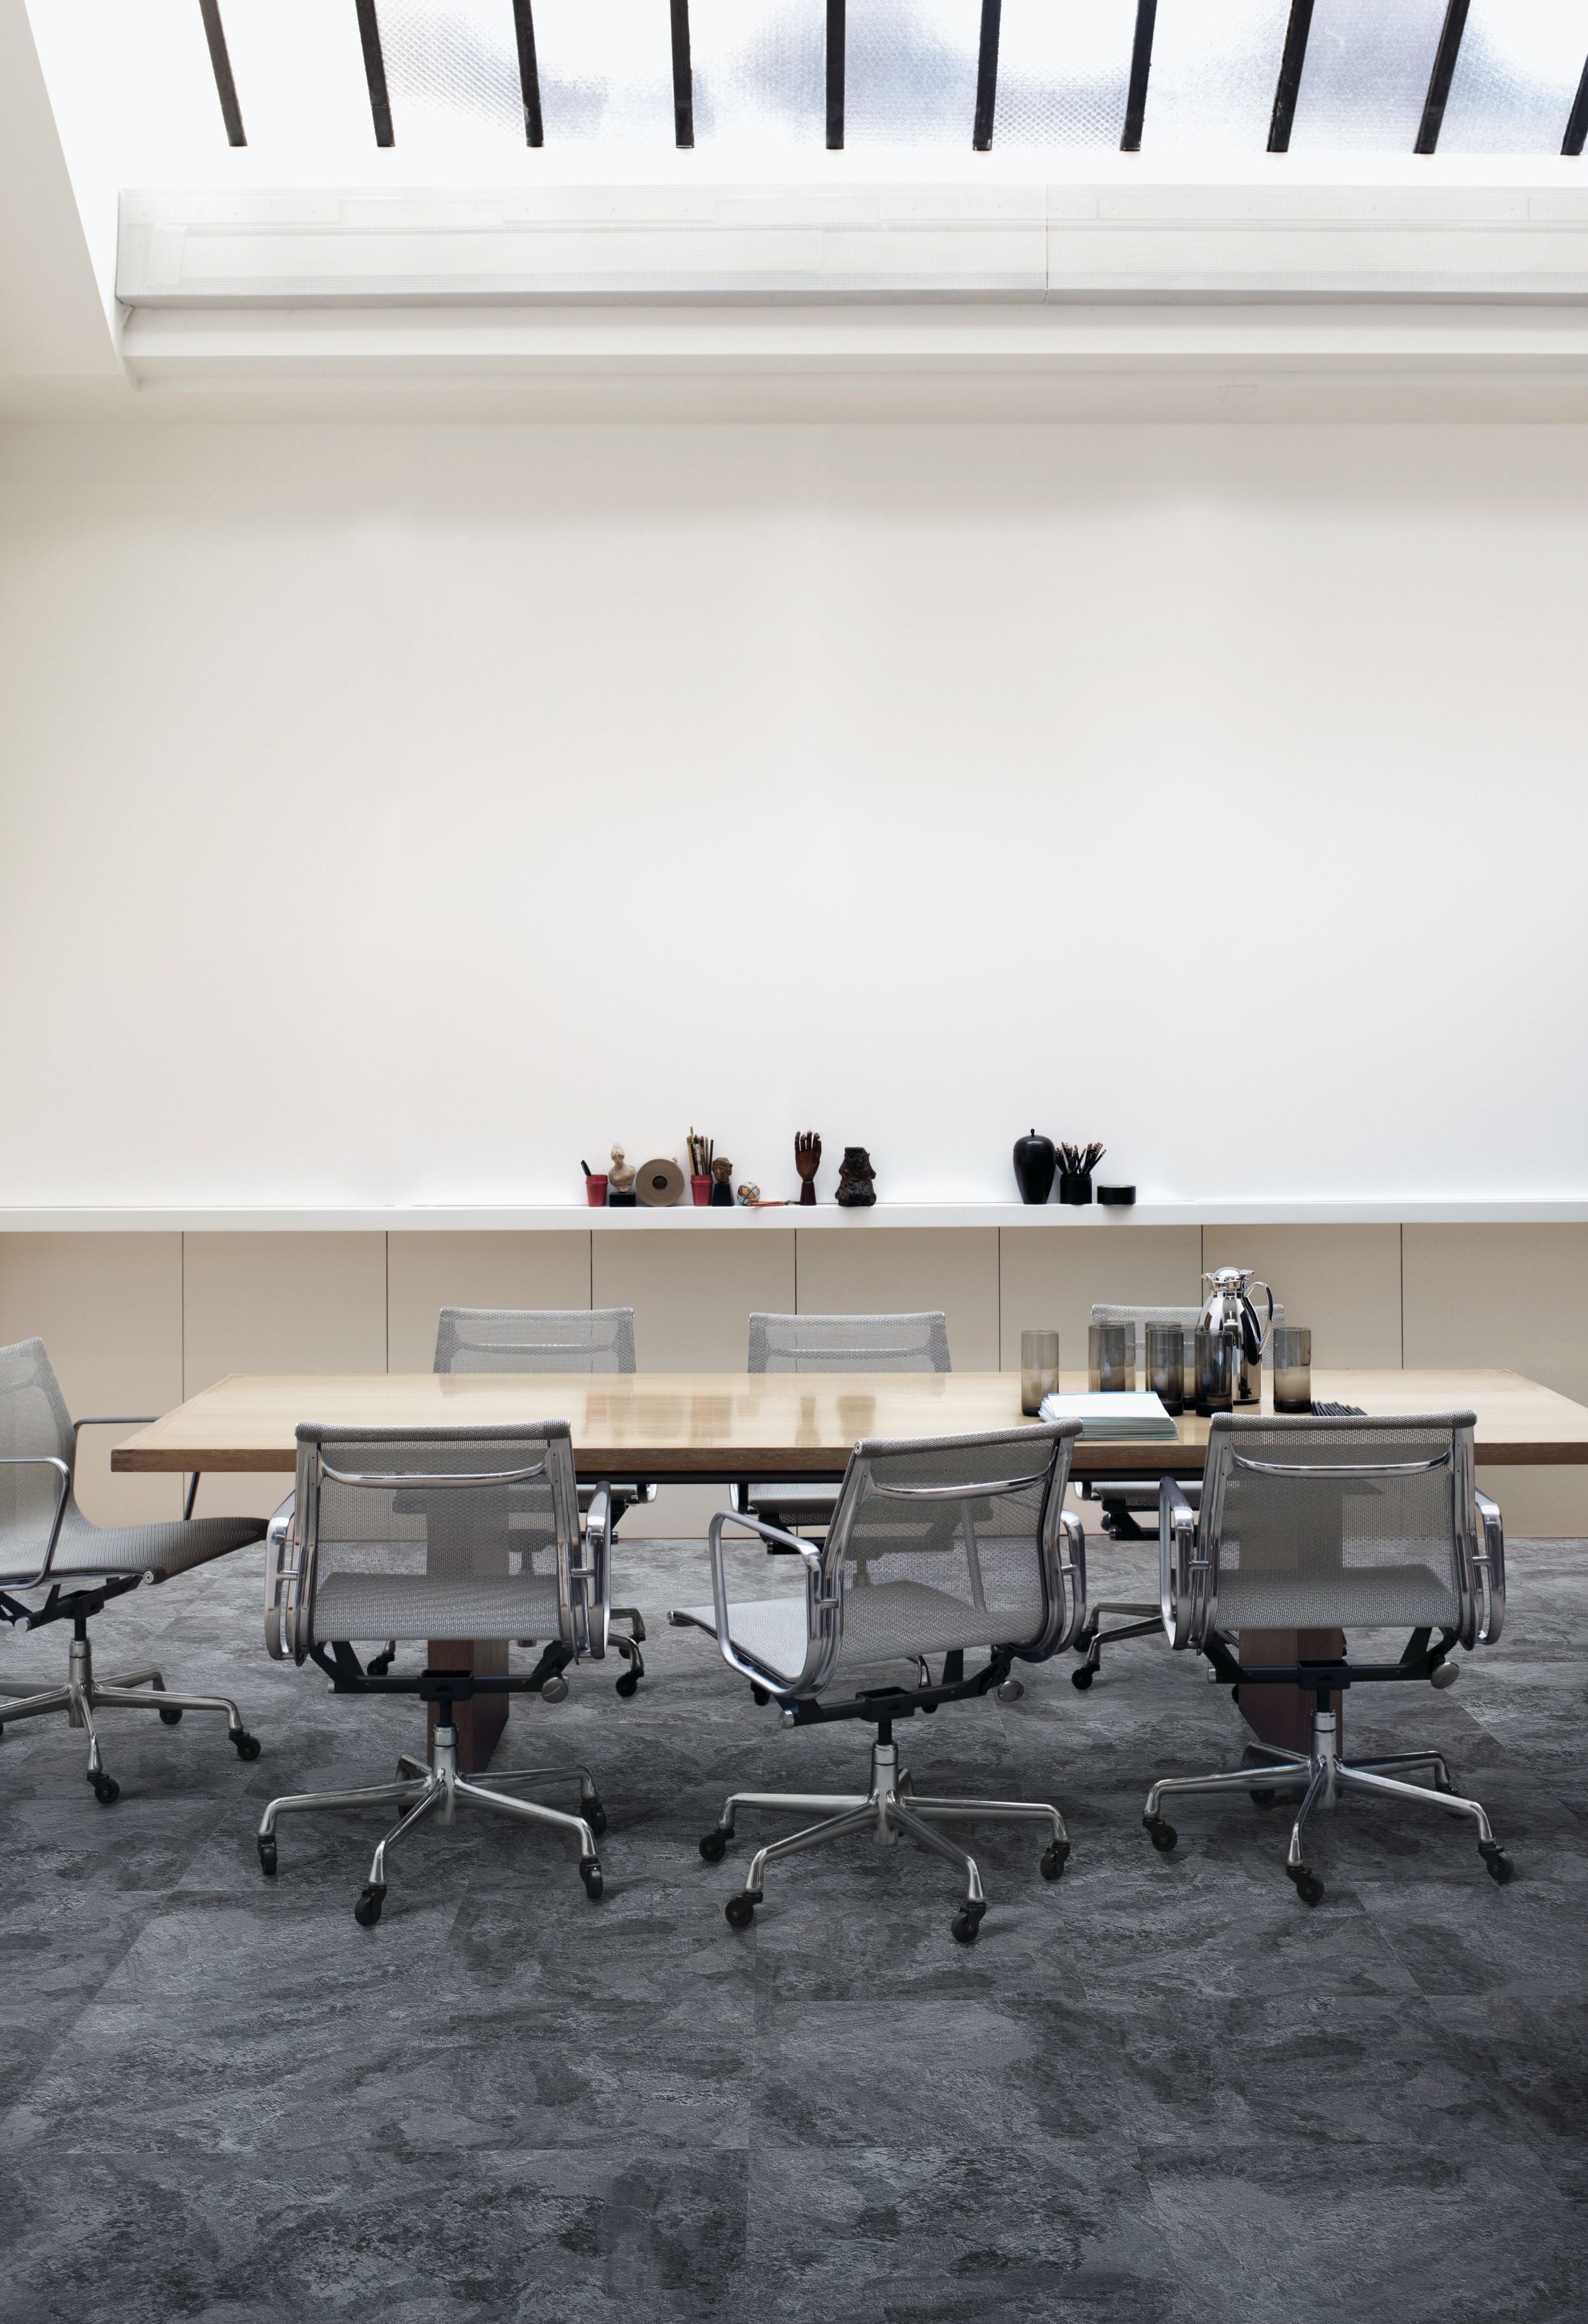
[2,1201,1586,1234]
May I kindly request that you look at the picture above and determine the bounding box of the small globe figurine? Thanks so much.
[735,1182,760,1206]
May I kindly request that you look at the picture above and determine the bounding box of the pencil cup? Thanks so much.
[1020,1331,1061,1417]
[585,1175,609,1208]
[690,1175,711,1206]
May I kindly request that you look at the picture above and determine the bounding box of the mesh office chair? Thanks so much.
[0,1337,264,1802]
[259,1420,609,1924]
[1072,1299,1284,1691]
[672,1421,1086,1943]
[1147,1410,1512,1905]
[733,1311,952,1543]
[433,1309,649,1696]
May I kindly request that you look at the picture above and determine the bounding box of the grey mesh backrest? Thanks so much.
[818,1422,1079,1673]
[1201,1411,1474,1634]
[434,1308,636,1375]
[0,1338,76,1556]
[748,1313,951,1374]
[294,1421,583,1651]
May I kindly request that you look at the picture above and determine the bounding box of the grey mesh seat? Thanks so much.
[671,1421,1086,1944]
[1070,1299,1279,1691]
[259,1420,611,1924]
[0,1337,265,1803]
[733,1311,952,1542]
[1145,1412,1512,1906]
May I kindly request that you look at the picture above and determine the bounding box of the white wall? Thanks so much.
[0,419,1584,1210]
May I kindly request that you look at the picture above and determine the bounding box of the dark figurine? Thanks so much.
[710,1155,736,1207]
[1013,1130,1056,1205]
[795,1130,822,1205]
[835,1146,877,1208]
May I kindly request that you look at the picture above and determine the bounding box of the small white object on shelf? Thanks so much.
[1038,1391,1179,1440]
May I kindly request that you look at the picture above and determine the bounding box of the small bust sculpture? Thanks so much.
[835,1146,877,1207]
[609,1144,635,1196]
[710,1154,735,1207]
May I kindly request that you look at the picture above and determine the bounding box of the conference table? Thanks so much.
[115,1367,1588,1769]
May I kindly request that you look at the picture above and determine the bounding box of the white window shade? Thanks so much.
[992,0,1137,149]
[844,0,981,145]
[1287,0,1451,151]
[1441,3,1588,155]
[689,0,825,152]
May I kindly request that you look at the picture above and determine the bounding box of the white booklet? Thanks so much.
[1038,1391,1179,1440]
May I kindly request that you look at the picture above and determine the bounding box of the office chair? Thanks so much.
[1071,1299,1281,1691]
[0,1337,264,1802]
[672,1420,1086,1943]
[732,1310,952,1542]
[433,1309,649,1696]
[1147,1410,1512,1905]
[259,1419,610,1924]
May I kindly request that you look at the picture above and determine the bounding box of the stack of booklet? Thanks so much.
[1037,1391,1180,1440]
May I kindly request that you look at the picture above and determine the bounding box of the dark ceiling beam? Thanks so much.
[353,0,394,147]
[196,0,245,147]
[1120,0,1157,154]
[972,0,1002,152]
[1414,0,1470,156]
[1564,53,1588,157]
[1267,0,1314,154]
[509,0,543,147]
[669,0,694,148]
[826,0,844,150]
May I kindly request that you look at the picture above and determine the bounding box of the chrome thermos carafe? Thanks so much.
[1199,1267,1275,1405]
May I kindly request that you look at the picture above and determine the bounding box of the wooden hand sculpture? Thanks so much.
[795,1130,822,1206]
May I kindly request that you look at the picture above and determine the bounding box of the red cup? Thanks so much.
[690,1175,712,1206]
[585,1175,609,1207]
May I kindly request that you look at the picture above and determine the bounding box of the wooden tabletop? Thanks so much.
[111,1367,1588,1480]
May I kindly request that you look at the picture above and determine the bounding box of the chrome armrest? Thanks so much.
[263,1492,299,1661]
[1159,1478,1202,1651]
[704,1508,834,1697]
[1472,1489,1506,1646]
[0,1455,72,1591]
[1046,1507,1087,1655]
[72,1415,158,1443]
[566,1483,612,1659]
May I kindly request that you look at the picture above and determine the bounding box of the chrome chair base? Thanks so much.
[1070,1598,1161,1690]
[256,1719,605,1924]
[0,1626,259,1803]
[1142,1705,1515,1906]
[699,1736,1070,1945]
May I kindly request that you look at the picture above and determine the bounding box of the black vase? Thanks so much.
[1013,1130,1056,1205]
[1058,1172,1093,1206]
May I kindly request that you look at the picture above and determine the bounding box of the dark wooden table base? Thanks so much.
[426,1637,508,1773]
[1235,1629,1345,1753]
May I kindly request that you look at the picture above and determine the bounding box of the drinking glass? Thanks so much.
[1195,1327,1237,1416]
[1020,1330,1061,1417]
[1145,1323,1184,1415]
[1272,1325,1313,1414]
[1089,1321,1133,1395]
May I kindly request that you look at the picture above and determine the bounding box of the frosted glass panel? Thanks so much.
[993,0,1137,148]
[1288,0,1450,150]
[532,0,676,144]
[845,0,981,144]
[1439,3,1588,154]
[379,0,525,150]
[221,0,377,154]
[689,0,824,149]
[1146,0,1295,151]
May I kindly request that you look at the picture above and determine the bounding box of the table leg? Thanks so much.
[426,1638,508,1774]
[1235,1630,1343,1753]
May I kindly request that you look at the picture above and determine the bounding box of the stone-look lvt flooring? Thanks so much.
[0,1537,1584,2323]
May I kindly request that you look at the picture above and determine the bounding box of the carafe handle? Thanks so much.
[1244,1280,1275,1363]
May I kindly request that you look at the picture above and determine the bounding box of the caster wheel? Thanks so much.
[158,1704,184,1727]
[584,1800,608,1838]
[1483,1846,1515,1886]
[367,1652,394,1677]
[541,1676,569,1705]
[1250,1790,1277,1810]
[1288,1867,1325,1907]
[750,1686,770,1708]
[1039,1842,1068,1881]
[232,1732,261,1761]
[89,1772,120,1806]
[615,1672,640,1699]
[257,1836,278,1877]
[1145,1816,1176,1853]
[724,1893,758,1930]
[1070,1666,1095,1692]
[354,1884,385,1928]
[699,1829,730,1863]
[580,1861,604,1902]
[996,1678,1025,1705]
[950,1904,985,1946]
